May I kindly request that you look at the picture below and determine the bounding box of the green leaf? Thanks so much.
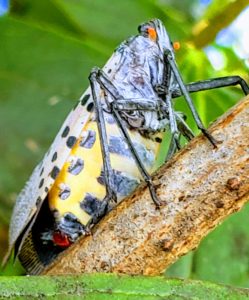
[10,0,165,49]
[165,206,249,287]
[166,253,194,278]
[1,274,249,299]
[10,0,83,38]
[55,0,158,46]
[192,204,249,287]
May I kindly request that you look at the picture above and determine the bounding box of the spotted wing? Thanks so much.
[8,47,126,256]
[8,90,91,250]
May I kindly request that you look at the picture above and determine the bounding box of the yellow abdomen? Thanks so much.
[48,116,162,227]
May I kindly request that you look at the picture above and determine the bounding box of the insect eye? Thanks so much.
[138,23,157,41]
[137,24,142,32]
[147,27,157,41]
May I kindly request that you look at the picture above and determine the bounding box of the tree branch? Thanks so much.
[43,96,249,276]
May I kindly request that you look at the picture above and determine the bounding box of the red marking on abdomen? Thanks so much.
[53,231,71,248]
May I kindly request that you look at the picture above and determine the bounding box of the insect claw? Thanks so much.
[201,128,218,149]
[84,227,92,236]
[104,189,117,204]
[111,191,118,203]
[172,132,181,150]
[146,180,162,208]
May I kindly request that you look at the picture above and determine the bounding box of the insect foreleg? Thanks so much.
[112,107,162,207]
[89,68,117,212]
[93,68,162,207]
[175,113,195,141]
[172,76,249,98]
[114,99,195,162]
[165,111,196,161]
[164,91,181,151]
[164,50,217,148]
[166,132,181,161]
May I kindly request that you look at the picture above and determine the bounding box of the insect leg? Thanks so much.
[93,68,161,207]
[172,76,249,98]
[114,97,194,161]
[89,68,117,211]
[175,113,195,141]
[166,132,181,161]
[112,107,161,207]
[164,91,181,155]
[165,111,195,161]
[107,96,189,162]
[164,50,217,148]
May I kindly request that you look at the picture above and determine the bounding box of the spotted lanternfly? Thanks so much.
[5,19,249,275]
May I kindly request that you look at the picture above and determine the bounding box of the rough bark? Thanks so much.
[43,95,249,276]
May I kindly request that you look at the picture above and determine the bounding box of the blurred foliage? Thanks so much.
[0,0,248,289]
[191,0,249,48]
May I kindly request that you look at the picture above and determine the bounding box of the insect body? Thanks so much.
[6,19,249,274]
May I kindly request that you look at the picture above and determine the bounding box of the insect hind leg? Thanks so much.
[89,68,117,211]
[172,76,249,98]
[165,50,217,148]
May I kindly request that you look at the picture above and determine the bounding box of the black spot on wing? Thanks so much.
[155,137,162,143]
[97,170,139,197]
[80,193,106,218]
[108,136,132,158]
[36,197,42,206]
[87,102,94,112]
[81,94,90,106]
[97,172,105,185]
[68,157,84,175]
[58,213,85,238]
[40,167,44,176]
[80,130,96,149]
[66,136,77,148]
[114,171,139,196]
[51,166,60,180]
[39,178,44,189]
[134,143,155,167]
[51,152,57,162]
[61,126,70,138]
[58,184,71,200]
